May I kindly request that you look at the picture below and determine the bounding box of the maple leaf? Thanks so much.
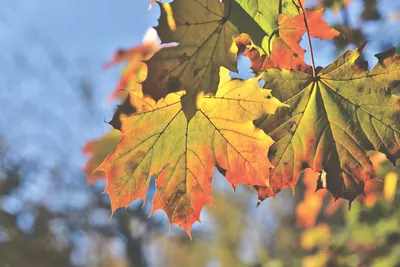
[142,0,240,100]
[296,151,396,228]
[235,0,300,38]
[235,8,339,73]
[256,44,400,205]
[83,129,122,183]
[270,8,339,70]
[95,67,287,236]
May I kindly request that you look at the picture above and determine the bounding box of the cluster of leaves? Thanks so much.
[84,0,400,236]
[290,158,400,267]
[295,151,399,228]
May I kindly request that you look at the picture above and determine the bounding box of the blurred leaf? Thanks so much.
[318,0,350,13]
[384,172,398,203]
[83,129,122,183]
[301,223,331,250]
[296,170,327,228]
[361,0,381,21]
[302,251,330,267]
[103,29,160,101]
[333,24,365,50]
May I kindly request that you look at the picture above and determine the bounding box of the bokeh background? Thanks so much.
[0,0,400,266]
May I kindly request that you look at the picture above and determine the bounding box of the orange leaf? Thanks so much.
[269,8,339,70]
[278,9,340,64]
[234,34,275,72]
[296,170,327,228]
[83,129,122,183]
[236,9,339,73]
[269,37,312,72]
[103,29,160,101]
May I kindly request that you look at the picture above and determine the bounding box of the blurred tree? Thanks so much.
[0,157,72,267]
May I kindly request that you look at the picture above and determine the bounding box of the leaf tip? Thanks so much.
[290,186,296,197]
[358,41,368,52]
[348,200,352,211]
[232,184,237,193]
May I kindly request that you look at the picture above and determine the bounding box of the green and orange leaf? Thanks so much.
[96,67,287,236]
[257,45,400,205]
[235,8,339,73]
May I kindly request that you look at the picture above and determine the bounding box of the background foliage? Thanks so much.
[0,0,399,266]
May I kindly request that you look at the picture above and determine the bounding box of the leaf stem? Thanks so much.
[297,0,316,77]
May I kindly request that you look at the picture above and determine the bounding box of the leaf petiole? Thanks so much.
[296,0,317,77]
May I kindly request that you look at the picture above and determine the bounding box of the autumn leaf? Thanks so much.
[95,67,287,236]
[103,29,160,101]
[235,0,300,38]
[296,170,328,228]
[83,129,122,183]
[296,151,397,227]
[231,0,301,70]
[271,8,339,70]
[256,44,400,205]
[235,33,312,74]
[235,8,339,73]
[142,0,241,100]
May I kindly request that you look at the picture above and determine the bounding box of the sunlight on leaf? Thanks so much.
[96,67,287,236]
[142,0,241,100]
[257,45,400,205]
